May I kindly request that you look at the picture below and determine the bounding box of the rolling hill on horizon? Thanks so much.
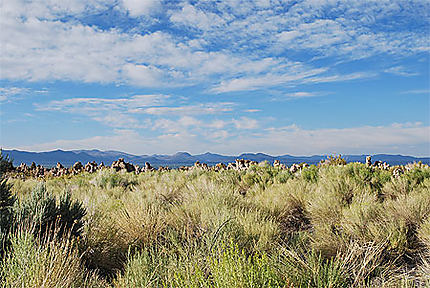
[2,149,429,168]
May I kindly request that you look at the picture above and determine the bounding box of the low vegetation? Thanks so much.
[1,152,429,287]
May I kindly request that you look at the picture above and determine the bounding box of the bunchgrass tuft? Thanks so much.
[1,223,106,288]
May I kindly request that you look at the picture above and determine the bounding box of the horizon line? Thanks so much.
[2,148,429,158]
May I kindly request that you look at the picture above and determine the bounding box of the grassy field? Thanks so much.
[1,159,429,287]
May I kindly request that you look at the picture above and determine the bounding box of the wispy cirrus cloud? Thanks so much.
[384,66,419,77]
[210,67,327,93]
[36,94,170,113]
[34,92,257,137]
[35,94,237,130]
[211,70,375,93]
[138,103,235,115]
[285,92,319,98]
[35,94,169,129]
[244,109,260,113]
[0,87,30,102]
[400,89,430,95]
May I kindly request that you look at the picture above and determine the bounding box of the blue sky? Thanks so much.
[0,0,429,156]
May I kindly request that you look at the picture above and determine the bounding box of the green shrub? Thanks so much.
[93,169,137,190]
[17,183,86,239]
[0,151,14,174]
[17,183,57,234]
[404,168,430,187]
[241,167,276,190]
[274,170,292,183]
[301,165,319,183]
[57,191,87,237]
[0,170,15,256]
[0,150,15,256]
[345,163,391,193]
[320,154,347,166]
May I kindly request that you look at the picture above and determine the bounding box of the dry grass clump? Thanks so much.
[1,225,106,288]
[418,217,430,249]
[2,162,429,287]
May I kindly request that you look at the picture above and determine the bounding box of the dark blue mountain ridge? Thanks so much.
[194,152,234,163]
[1,149,429,168]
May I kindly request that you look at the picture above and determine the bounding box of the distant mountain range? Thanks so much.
[1,149,429,168]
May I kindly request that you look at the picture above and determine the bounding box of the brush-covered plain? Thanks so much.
[1,160,430,287]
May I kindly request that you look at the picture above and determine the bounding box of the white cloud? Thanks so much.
[384,66,419,77]
[170,3,226,30]
[178,116,201,127]
[2,2,303,90]
[0,87,30,102]
[303,72,377,84]
[211,69,374,93]
[285,92,318,98]
[35,94,169,128]
[0,9,315,90]
[121,64,166,87]
[208,129,229,140]
[0,0,113,20]
[120,0,161,17]
[208,119,228,129]
[277,19,350,50]
[391,122,424,128]
[152,116,205,133]
[140,103,234,115]
[232,117,259,130]
[277,30,300,42]
[16,122,430,156]
[36,94,169,112]
[34,95,239,132]
[1,18,121,82]
[211,67,328,93]
[2,0,426,91]
[92,113,151,129]
[401,89,430,95]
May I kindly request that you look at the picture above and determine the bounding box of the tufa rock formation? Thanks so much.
[111,158,135,173]
[6,155,429,180]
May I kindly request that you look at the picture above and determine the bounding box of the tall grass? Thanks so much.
[3,163,429,286]
[1,224,106,287]
[115,241,284,287]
